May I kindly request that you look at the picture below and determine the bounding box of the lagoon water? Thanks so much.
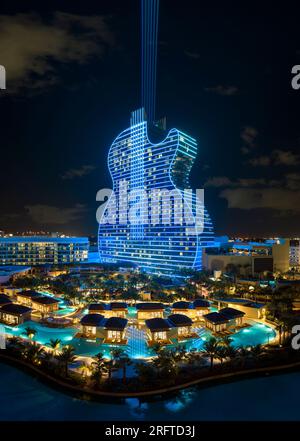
[1,362,300,421]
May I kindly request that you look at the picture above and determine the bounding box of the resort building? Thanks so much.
[0,303,31,325]
[290,239,300,270]
[203,312,229,334]
[0,294,12,307]
[136,303,164,320]
[103,317,128,344]
[0,236,89,266]
[171,299,210,321]
[31,296,60,315]
[80,314,128,344]
[203,237,290,276]
[16,290,42,307]
[88,302,128,318]
[203,307,245,334]
[97,109,215,275]
[193,299,210,319]
[172,301,194,319]
[80,313,105,338]
[88,303,106,315]
[168,314,195,340]
[106,303,128,318]
[145,318,172,345]
[215,298,266,320]
[219,307,245,327]
[0,286,22,297]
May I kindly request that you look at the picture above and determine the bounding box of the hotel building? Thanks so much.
[98,109,214,275]
[203,237,290,276]
[0,236,89,266]
[290,239,300,270]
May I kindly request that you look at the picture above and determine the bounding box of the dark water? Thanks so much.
[0,362,300,421]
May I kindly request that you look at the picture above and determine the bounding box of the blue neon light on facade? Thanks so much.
[98,108,214,275]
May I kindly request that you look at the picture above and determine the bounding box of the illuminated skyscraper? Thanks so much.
[98,109,214,275]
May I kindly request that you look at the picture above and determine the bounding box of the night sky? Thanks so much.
[0,0,300,237]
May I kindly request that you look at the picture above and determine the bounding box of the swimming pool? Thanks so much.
[3,319,276,358]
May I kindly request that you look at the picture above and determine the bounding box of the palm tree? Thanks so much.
[91,352,107,388]
[41,350,54,369]
[249,344,263,362]
[219,336,233,348]
[202,337,219,370]
[8,336,23,350]
[225,345,238,363]
[25,327,37,344]
[106,348,123,381]
[215,346,227,366]
[152,348,178,379]
[237,346,251,367]
[55,345,77,377]
[173,345,187,362]
[23,345,45,365]
[117,354,132,384]
[48,338,62,356]
[79,361,92,379]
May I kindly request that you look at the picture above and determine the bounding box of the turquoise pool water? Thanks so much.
[0,362,299,420]
[3,319,276,358]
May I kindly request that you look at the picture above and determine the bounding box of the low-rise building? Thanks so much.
[0,286,22,297]
[203,312,229,334]
[215,298,266,319]
[88,303,106,315]
[80,313,105,338]
[203,237,290,276]
[145,318,172,345]
[88,302,128,318]
[80,314,128,344]
[168,314,195,340]
[219,307,245,327]
[102,317,128,344]
[0,303,31,325]
[107,303,128,318]
[136,303,164,320]
[31,296,60,315]
[193,299,210,318]
[203,307,246,334]
[171,301,194,319]
[16,290,42,307]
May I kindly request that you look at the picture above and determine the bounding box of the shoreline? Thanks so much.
[1,352,300,401]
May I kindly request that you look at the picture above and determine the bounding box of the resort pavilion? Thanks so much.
[0,303,32,326]
[203,312,229,334]
[193,299,210,319]
[171,301,195,320]
[219,307,245,328]
[88,302,128,318]
[107,302,128,318]
[167,314,196,340]
[136,303,164,321]
[88,303,106,315]
[102,317,128,344]
[31,296,60,315]
[145,318,172,346]
[80,313,105,338]
[0,294,12,307]
[16,290,42,307]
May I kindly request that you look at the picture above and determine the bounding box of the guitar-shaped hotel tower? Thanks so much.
[98,0,214,275]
